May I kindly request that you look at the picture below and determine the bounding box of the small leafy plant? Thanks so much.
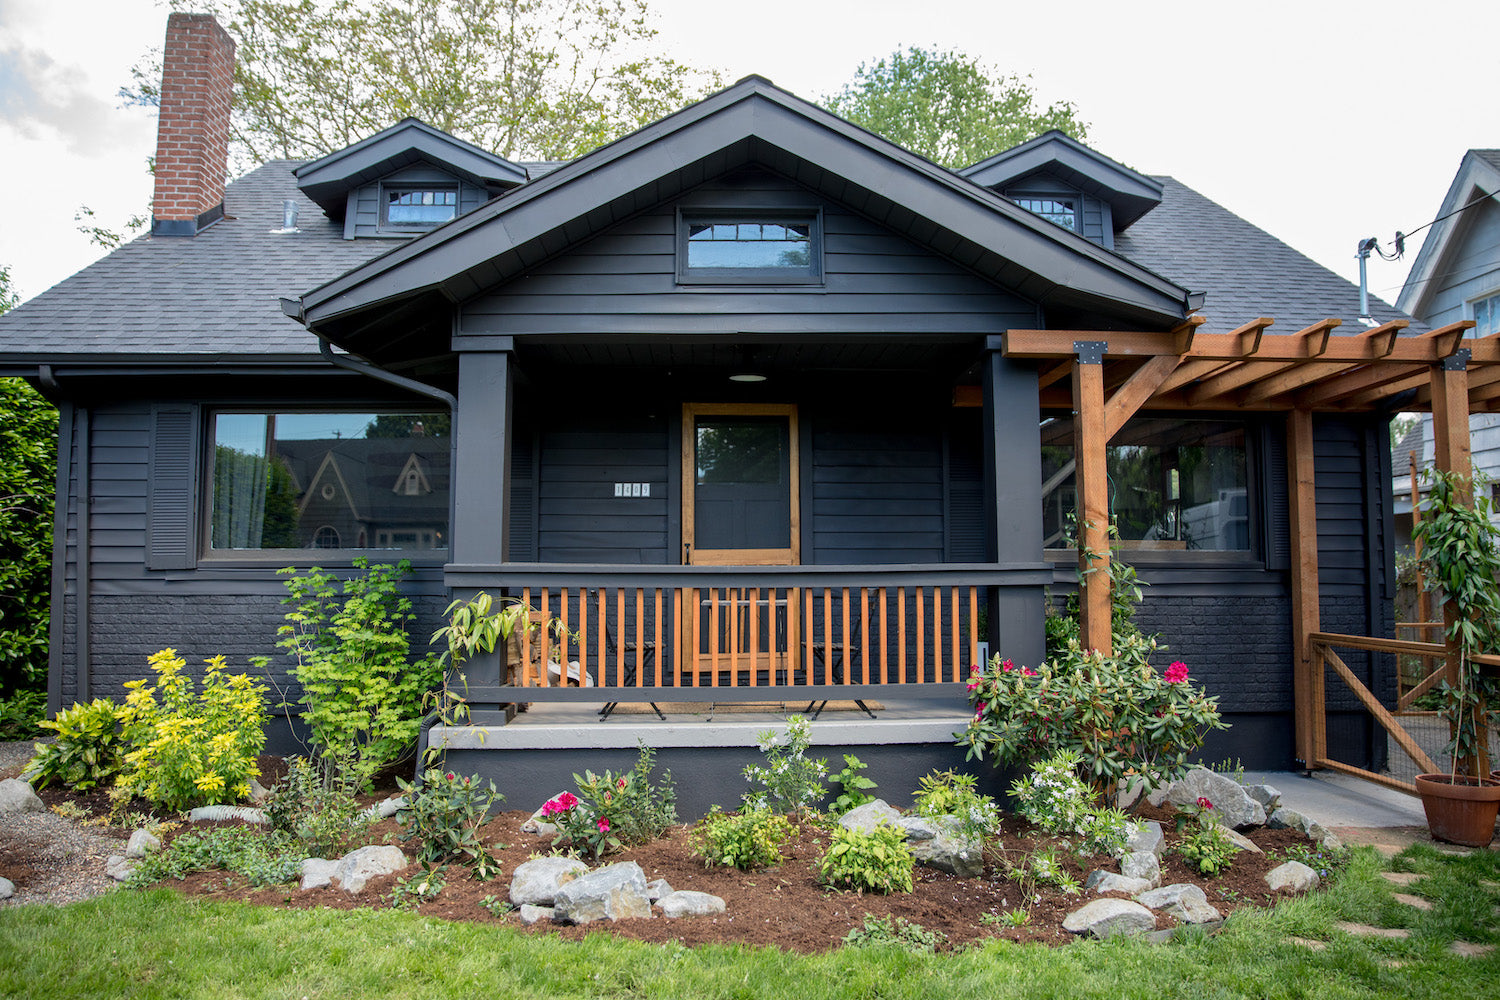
[1275,840,1351,882]
[1008,750,1128,857]
[542,745,678,860]
[266,751,374,857]
[842,914,945,952]
[912,769,1001,841]
[692,807,794,871]
[126,827,302,888]
[829,754,877,815]
[1003,847,1082,896]
[117,649,268,811]
[23,698,123,791]
[390,863,447,909]
[817,824,914,894]
[1174,797,1236,875]
[396,769,504,868]
[744,715,827,814]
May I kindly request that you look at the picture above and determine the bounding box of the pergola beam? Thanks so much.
[1183,319,1344,405]
[1104,355,1181,439]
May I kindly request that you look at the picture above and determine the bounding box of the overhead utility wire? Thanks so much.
[1374,188,1498,261]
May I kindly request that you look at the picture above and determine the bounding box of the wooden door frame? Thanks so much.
[680,402,801,566]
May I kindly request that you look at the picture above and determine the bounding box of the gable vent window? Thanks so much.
[1013,197,1078,232]
[382,187,458,230]
[678,213,822,284]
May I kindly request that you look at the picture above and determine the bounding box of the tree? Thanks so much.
[124,0,723,166]
[822,47,1089,169]
[0,268,58,710]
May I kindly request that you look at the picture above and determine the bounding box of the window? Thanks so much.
[1040,417,1250,552]
[678,213,822,283]
[208,411,449,554]
[1472,292,1500,337]
[1013,196,1078,231]
[381,187,457,230]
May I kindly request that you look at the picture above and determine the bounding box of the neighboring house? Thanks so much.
[1394,149,1500,541]
[0,14,1446,808]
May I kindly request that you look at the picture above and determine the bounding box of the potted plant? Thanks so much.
[1411,468,1500,847]
[437,592,574,686]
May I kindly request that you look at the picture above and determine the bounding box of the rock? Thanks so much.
[894,814,944,841]
[521,795,571,837]
[509,856,589,906]
[378,797,405,819]
[1392,892,1432,911]
[300,858,338,890]
[1121,821,1165,857]
[1244,783,1281,812]
[658,890,727,918]
[1321,832,1344,851]
[838,799,902,834]
[1120,851,1161,888]
[1061,898,1156,938]
[1088,872,1153,896]
[247,778,271,804]
[910,828,984,879]
[1265,861,1320,894]
[1449,941,1496,958]
[518,904,554,925]
[332,845,408,894]
[1166,768,1266,829]
[1136,883,1221,924]
[187,805,269,825]
[1268,807,1327,842]
[552,861,652,924]
[1221,827,1263,854]
[125,829,161,859]
[1380,871,1422,887]
[0,779,44,814]
[105,855,134,882]
[647,878,673,901]
[1334,921,1409,940]
[0,876,13,899]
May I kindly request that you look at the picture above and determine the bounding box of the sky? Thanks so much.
[1,0,1497,310]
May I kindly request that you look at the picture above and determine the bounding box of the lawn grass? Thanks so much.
[0,846,1496,1000]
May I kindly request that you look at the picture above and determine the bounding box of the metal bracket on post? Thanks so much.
[1074,340,1107,365]
[1442,348,1471,371]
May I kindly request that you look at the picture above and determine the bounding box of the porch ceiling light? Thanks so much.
[728,371,767,382]
[728,345,766,382]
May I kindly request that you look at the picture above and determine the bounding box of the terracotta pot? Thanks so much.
[1414,774,1500,847]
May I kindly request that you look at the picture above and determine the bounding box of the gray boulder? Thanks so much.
[0,876,14,899]
[1265,861,1320,894]
[332,845,408,893]
[105,855,135,882]
[1167,768,1265,829]
[1120,821,1165,857]
[1221,827,1263,854]
[552,861,652,924]
[300,858,338,891]
[1244,783,1281,812]
[1120,850,1161,888]
[520,793,572,836]
[360,796,405,821]
[1136,883,1222,924]
[1087,872,1153,896]
[647,878,673,901]
[509,856,589,906]
[659,890,727,918]
[1062,898,1156,938]
[895,814,944,841]
[838,799,902,834]
[1268,807,1337,845]
[906,815,983,878]
[125,829,161,859]
[247,778,271,805]
[518,904,554,924]
[0,779,43,814]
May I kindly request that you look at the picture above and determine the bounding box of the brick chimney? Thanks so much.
[151,13,235,236]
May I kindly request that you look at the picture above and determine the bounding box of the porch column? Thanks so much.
[1071,342,1111,655]
[1287,408,1323,770]
[1429,349,1484,775]
[982,348,1045,669]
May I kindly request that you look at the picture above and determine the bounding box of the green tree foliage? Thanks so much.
[124,0,723,165]
[0,268,57,699]
[364,413,451,439]
[822,46,1089,169]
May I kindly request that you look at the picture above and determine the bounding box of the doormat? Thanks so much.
[607,700,884,715]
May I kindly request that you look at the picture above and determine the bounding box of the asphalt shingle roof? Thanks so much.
[0,161,394,360]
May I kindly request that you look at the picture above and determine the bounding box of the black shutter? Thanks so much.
[946,412,986,562]
[1261,420,1290,571]
[147,405,201,570]
[508,428,537,561]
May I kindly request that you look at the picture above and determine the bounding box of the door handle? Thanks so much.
[683,542,692,565]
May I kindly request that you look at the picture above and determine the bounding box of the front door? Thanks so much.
[681,403,800,682]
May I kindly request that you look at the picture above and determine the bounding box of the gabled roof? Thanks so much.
[292,77,1197,347]
[294,118,528,219]
[960,130,1163,230]
[1397,148,1500,320]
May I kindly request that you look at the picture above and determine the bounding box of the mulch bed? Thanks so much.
[136,798,1316,953]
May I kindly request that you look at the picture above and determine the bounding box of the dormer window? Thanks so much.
[678,212,823,284]
[382,186,458,231]
[1013,196,1078,232]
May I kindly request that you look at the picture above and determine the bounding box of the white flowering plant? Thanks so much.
[911,769,1002,842]
[742,715,827,814]
[1008,750,1129,857]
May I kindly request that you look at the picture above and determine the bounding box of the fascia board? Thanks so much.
[1398,154,1500,317]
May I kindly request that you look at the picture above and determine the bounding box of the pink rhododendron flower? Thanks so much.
[446,772,455,781]
[1022,667,1038,677]
[1197,796,1213,810]
[617,777,627,789]
[597,817,610,832]
[1164,661,1189,683]
[1001,659,1014,673]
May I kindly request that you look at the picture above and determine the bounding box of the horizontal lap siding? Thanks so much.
[536,414,669,563]
[459,168,1035,337]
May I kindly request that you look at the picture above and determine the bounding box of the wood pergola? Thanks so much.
[1003,316,1496,783]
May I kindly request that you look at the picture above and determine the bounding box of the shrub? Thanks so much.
[912,769,1001,841]
[126,827,302,888]
[692,807,794,871]
[1173,796,1235,875]
[816,824,914,894]
[0,688,46,740]
[959,632,1227,797]
[266,751,374,857]
[1008,750,1128,857]
[261,559,443,782]
[743,714,827,814]
[23,698,123,791]
[118,650,267,811]
[842,914,945,952]
[396,768,504,868]
[830,754,877,815]
[542,746,677,860]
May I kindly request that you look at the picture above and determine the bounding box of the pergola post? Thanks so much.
[1071,341,1111,654]
[1429,350,1486,775]
[1287,408,1323,769]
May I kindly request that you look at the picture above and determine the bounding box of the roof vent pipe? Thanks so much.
[1356,237,1379,328]
[270,200,300,234]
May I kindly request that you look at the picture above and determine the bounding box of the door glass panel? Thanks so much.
[694,417,790,550]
